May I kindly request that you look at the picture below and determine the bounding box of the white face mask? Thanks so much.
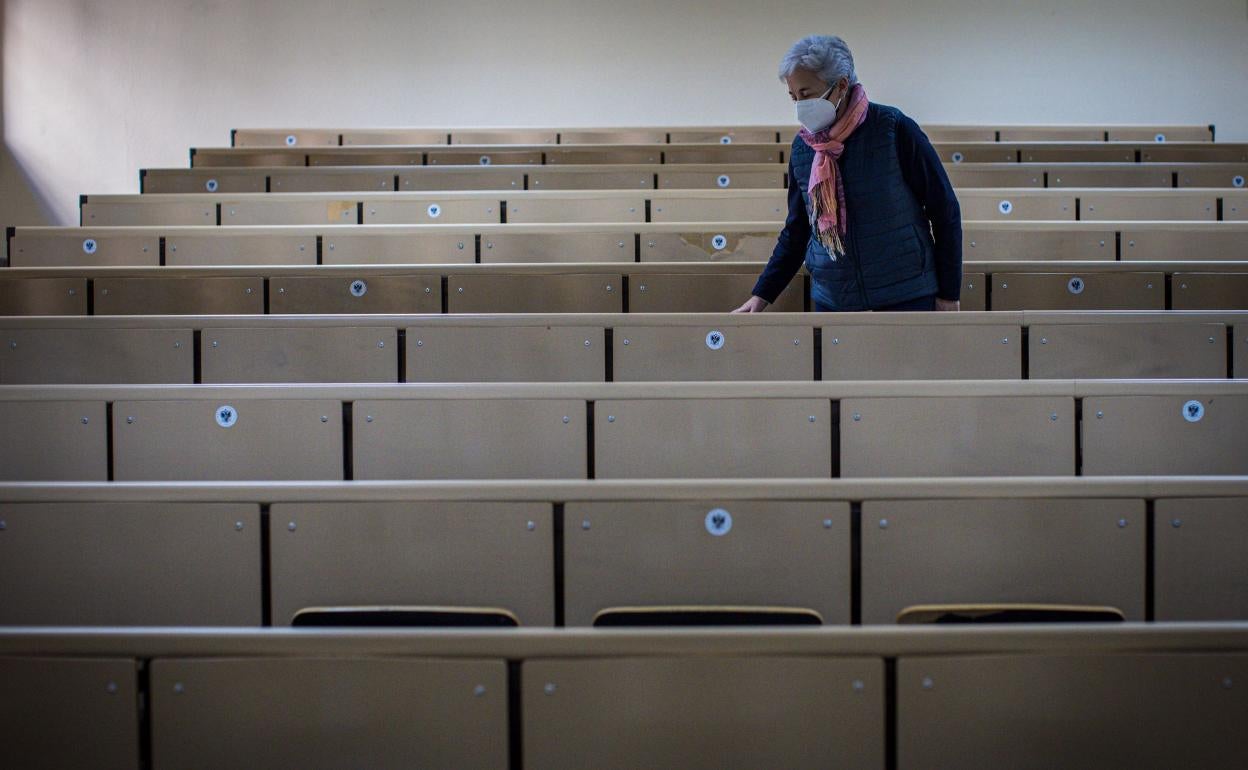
[795,84,841,133]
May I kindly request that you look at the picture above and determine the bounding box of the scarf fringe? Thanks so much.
[809,175,846,256]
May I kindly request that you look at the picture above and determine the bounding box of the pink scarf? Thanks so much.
[798,83,870,256]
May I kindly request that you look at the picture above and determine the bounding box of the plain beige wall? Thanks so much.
[3,0,1247,228]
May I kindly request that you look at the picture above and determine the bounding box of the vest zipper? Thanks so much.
[848,207,870,309]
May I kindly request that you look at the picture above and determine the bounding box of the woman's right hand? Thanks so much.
[731,296,769,313]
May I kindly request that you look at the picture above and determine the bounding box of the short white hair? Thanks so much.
[778,35,858,88]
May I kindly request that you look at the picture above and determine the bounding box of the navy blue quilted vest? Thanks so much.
[791,103,939,310]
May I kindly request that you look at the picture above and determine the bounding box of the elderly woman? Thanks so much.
[735,35,962,313]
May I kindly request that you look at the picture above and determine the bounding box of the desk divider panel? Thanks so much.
[861,498,1145,624]
[0,657,140,770]
[562,500,850,626]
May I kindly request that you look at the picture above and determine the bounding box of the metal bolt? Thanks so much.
[278,287,285,294]
[879,519,889,529]
[1096,411,1104,419]
[106,681,118,694]
[1040,338,1048,345]
[1001,283,1008,289]
[416,340,423,347]
[458,287,464,293]
[81,417,89,425]
[425,287,432,294]
[852,413,861,422]
[526,521,536,531]
[581,520,591,531]
[921,676,934,690]
[245,288,253,294]
[174,341,182,349]
[794,339,801,345]
[1050,413,1059,421]
[320,415,329,423]
[101,288,109,296]
[562,416,570,424]
[474,685,487,697]
[831,338,840,345]
[1209,337,1216,344]
[1171,519,1182,528]
[544,683,557,695]
[823,519,833,529]
[126,416,134,424]
[852,679,865,694]
[606,285,614,292]
[288,522,297,531]
[622,339,630,346]
[1001,338,1009,344]
[234,521,244,531]
[366,415,374,423]
[809,415,816,423]
[173,683,185,694]
[584,340,591,347]
[1117,519,1128,528]
[211,340,218,348]
[638,285,646,292]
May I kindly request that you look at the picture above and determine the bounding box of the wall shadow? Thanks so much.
[1,0,62,264]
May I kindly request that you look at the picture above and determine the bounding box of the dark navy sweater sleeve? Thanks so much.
[750,151,810,304]
[896,114,963,301]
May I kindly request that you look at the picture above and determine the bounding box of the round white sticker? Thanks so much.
[705,508,732,536]
[1154,133,1166,143]
[349,279,368,297]
[716,175,731,188]
[1233,176,1245,189]
[82,239,98,255]
[1067,276,1086,295]
[479,155,492,166]
[205,178,219,192]
[215,405,238,428]
[951,152,965,163]
[711,234,728,250]
[1182,400,1204,423]
[719,135,733,145]
[998,200,1014,215]
[427,203,442,219]
[285,134,298,146]
[705,330,725,350]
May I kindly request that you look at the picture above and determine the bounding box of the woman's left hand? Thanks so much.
[935,298,960,312]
